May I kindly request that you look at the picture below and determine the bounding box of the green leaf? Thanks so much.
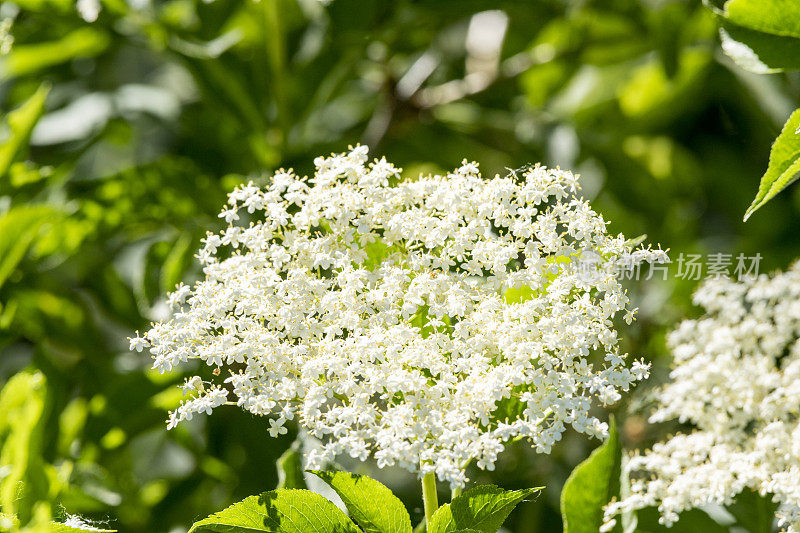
[0,206,61,290]
[744,107,800,220]
[560,417,621,533]
[309,470,412,533]
[724,0,800,40]
[427,485,541,533]
[276,446,307,490]
[719,22,800,73]
[188,489,361,533]
[0,370,50,525]
[726,489,777,533]
[0,84,49,177]
[160,233,195,293]
[714,0,800,73]
[1,28,109,78]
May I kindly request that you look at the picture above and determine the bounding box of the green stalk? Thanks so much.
[422,472,439,527]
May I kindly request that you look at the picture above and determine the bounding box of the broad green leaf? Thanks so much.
[188,489,360,533]
[724,0,800,40]
[0,84,49,177]
[744,107,800,220]
[719,22,800,73]
[0,206,59,290]
[1,28,109,78]
[309,470,412,533]
[714,0,800,73]
[276,446,307,490]
[726,489,777,533]
[560,417,620,533]
[427,485,541,533]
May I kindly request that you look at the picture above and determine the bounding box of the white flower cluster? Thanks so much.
[0,18,13,55]
[132,146,664,487]
[77,0,101,22]
[604,262,800,531]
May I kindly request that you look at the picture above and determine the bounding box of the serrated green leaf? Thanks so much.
[0,84,49,177]
[188,489,360,533]
[744,107,800,220]
[309,470,411,533]
[560,417,620,533]
[276,446,306,490]
[428,485,541,533]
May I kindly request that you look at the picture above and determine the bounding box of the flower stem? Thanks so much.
[422,472,439,527]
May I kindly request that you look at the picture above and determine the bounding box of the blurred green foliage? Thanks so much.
[1,0,799,531]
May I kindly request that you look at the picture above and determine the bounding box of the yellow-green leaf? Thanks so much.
[744,107,800,221]
[428,485,541,533]
[1,28,109,78]
[0,84,49,177]
[310,471,412,533]
[188,489,360,533]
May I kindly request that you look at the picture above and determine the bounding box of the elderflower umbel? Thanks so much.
[132,146,665,487]
[604,262,800,531]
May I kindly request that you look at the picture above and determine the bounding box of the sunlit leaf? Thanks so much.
[0,371,50,525]
[310,470,412,533]
[714,0,800,72]
[188,489,360,533]
[1,28,109,78]
[0,84,49,177]
[724,0,800,39]
[744,107,800,220]
[428,485,540,533]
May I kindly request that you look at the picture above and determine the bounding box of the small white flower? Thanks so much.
[606,263,800,531]
[128,334,148,352]
[137,146,663,488]
[269,418,288,437]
